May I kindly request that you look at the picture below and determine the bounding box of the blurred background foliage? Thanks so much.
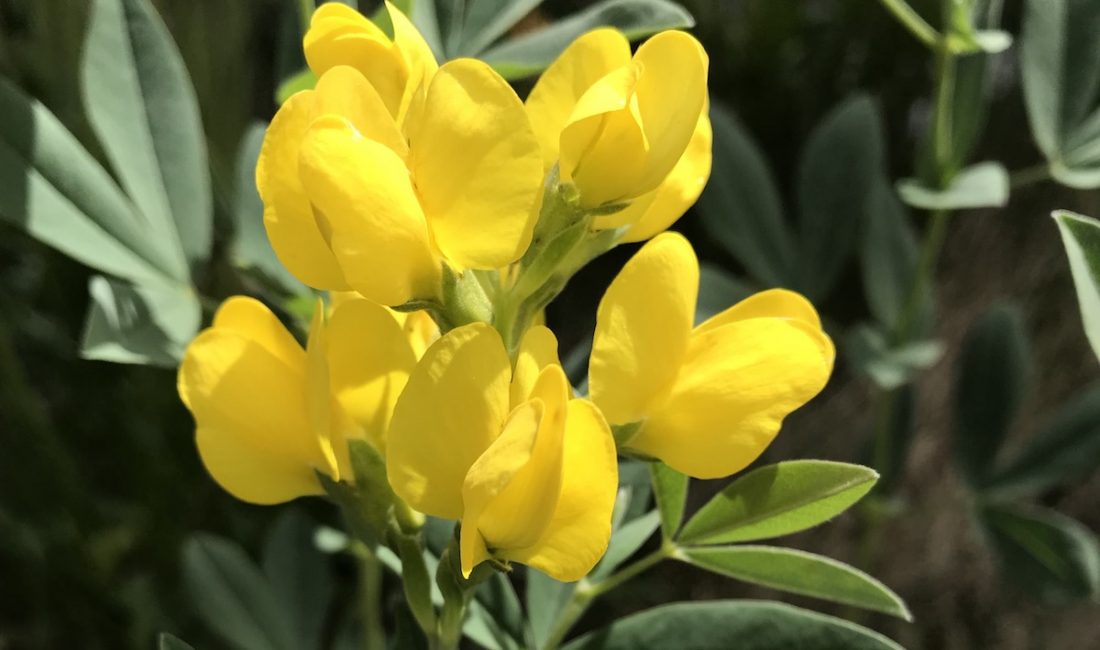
[2,0,1100,649]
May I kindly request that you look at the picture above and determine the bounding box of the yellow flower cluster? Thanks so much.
[178,2,833,583]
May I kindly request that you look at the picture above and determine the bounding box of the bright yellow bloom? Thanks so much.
[387,324,618,581]
[589,233,834,479]
[525,28,711,240]
[178,296,419,504]
[258,3,544,306]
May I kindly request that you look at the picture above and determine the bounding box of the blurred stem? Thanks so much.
[298,0,315,38]
[359,548,386,650]
[877,0,940,49]
[863,9,960,570]
[539,543,675,650]
[1010,163,1052,189]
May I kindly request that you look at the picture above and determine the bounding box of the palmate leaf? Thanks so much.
[479,0,694,80]
[82,0,212,267]
[0,79,176,286]
[561,600,904,650]
[183,533,298,650]
[1054,210,1100,362]
[81,275,201,367]
[896,162,1009,211]
[696,103,795,288]
[680,546,911,620]
[796,94,884,301]
[650,462,688,540]
[952,303,1031,485]
[158,634,195,650]
[860,179,919,331]
[980,504,1100,605]
[261,510,334,650]
[1020,0,1100,187]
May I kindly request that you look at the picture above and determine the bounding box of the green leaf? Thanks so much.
[82,0,212,268]
[796,94,884,301]
[1020,0,1100,163]
[697,104,795,287]
[678,461,878,545]
[981,504,1100,605]
[953,303,1031,485]
[0,78,176,285]
[1051,161,1100,189]
[985,382,1100,497]
[1055,211,1100,361]
[481,0,694,80]
[592,510,660,579]
[275,68,317,105]
[525,568,575,649]
[158,634,195,650]
[468,572,525,650]
[231,122,307,295]
[457,0,546,56]
[261,510,333,650]
[651,462,688,540]
[680,546,910,620]
[561,600,905,650]
[897,162,1009,211]
[845,325,944,391]
[81,276,201,367]
[695,264,754,325]
[183,533,295,650]
[861,180,919,330]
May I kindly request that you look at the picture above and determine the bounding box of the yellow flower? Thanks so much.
[525,28,711,241]
[258,3,544,306]
[387,324,618,581]
[178,296,419,504]
[589,233,834,479]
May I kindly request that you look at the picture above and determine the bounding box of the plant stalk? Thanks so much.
[539,544,674,650]
[877,0,941,49]
[359,547,386,650]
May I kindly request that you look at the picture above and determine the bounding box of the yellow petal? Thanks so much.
[258,91,348,289]
[327,298,418,452]
[510,325,561,408]
[387,0,438,123]
[600,111,713,241]
[408,59,543,269]
[590,232,698,425]
[476,367,568,551]
[506,399,617,581]
[390,309,440,359]
[387,323,512,520]
[460,399,542,578]
[631,31,709,193]
[196,426,324,505]
[304,3,408,116]
[525,28,631,171]
[630,318,834,479]
[314,65,408,157]
[210,297,304,370]
[179,319,331,503]
[559,66,648,207]
[298,115,440,305]
[305,301,342,480]
[697,288,824,334]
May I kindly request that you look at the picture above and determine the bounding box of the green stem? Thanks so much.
[297,0,315,38]
[1009,163,1052,189]
[862,3,959,570]
[877,0,941,49]
[358,548,386,650]
[540,544,674,650]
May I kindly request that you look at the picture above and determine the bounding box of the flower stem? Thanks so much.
[539,544,675,650]
[877,0,940,49]
[358,548,386,650]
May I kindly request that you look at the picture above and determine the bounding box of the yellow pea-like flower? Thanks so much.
[257,3,544,306]
[178,296,419,504]
[387,324,618,581]
[525,28,711,240]
[589,232,835,479]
